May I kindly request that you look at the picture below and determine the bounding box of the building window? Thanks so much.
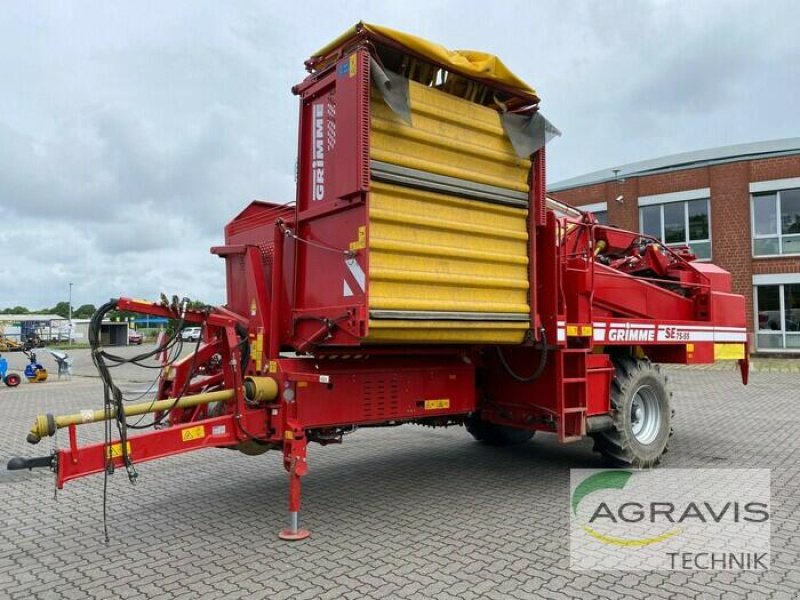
[639,198,711,260]
[578,201,608,225]
[755,282,800,351]
[751,188,800,256]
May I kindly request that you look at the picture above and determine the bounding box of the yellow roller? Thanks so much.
[366,181,530,332]
[371,80,530,193]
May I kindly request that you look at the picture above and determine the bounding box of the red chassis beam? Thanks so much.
[56,411,273,488]
[116,297,249,330]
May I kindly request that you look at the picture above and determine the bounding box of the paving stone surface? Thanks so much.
[0,361,797,599]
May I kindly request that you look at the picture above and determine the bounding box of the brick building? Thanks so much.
[549,138,800,354]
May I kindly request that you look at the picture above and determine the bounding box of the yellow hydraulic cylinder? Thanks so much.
[27,388,237,444]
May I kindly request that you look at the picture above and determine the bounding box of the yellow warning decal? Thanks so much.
[349,53,357,77]
[349,225,367,251]
[252,332,264,372]
[106,442,132,459]
[424,399,450,410]
[181,425,205,442]
[566,324,593,337]
[269,360,277,374]
[284,430,294,440]
[714,343,745,360]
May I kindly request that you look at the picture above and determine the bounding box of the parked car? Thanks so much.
[128,330,144,345]
[181,327,202,342]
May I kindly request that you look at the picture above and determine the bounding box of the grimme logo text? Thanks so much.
[312,103,325,201]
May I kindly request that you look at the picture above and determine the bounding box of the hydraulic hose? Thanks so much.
[495,327,548,383]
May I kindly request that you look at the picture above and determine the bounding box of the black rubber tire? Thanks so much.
[465,414,535,446]
[4,373,21,387]
[591,357,673,468]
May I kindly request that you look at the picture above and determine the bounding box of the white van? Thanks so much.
[181,327,202,342]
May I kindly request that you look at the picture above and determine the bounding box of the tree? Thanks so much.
[188,299,210,310]
[73,304,97,319]
[50,302,71,318]
[107,309,137,322]
[102,297,210,331]
[1,306,30,314]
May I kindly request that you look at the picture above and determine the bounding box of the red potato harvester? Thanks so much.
[8,23,747,541]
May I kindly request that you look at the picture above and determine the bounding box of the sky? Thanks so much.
[1,0,798,310]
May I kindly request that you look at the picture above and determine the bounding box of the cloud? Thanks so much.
[0,0,798,309]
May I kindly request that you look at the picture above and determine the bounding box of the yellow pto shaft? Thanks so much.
[27,389,236,444]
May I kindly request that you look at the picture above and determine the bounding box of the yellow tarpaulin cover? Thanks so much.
[312,22,537,100]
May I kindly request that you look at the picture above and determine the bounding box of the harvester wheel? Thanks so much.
[4,373,21,387]
[591,357,672,468]
[465,414,534,446]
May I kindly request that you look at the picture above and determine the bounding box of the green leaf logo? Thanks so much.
[572,470,632,515]
[572,470,681,547]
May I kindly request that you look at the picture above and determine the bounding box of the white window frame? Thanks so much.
[638,189,712,261]
[750,178,800,258]
[581,201,607,224]
[753,274,800,353]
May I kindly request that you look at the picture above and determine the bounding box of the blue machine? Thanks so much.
[0,355,21,387]
[22,351,47,383]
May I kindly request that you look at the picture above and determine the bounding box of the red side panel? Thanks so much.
[217,201,296,339]
[693,262,732,293]
[293,49,372,346]
[592,263,697,320]
[711,292,746,328]
[283,356,476,427]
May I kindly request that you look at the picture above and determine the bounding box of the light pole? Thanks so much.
[68,282,73,344]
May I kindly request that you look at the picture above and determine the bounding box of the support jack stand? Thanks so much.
[278,426,310,541]
[279,511,310,541]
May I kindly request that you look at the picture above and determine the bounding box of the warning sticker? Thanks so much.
[106,442,132,459]
[424,399,450,410]
[181,425,205,442]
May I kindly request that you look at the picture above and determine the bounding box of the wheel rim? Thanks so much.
[630,384,662,445]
